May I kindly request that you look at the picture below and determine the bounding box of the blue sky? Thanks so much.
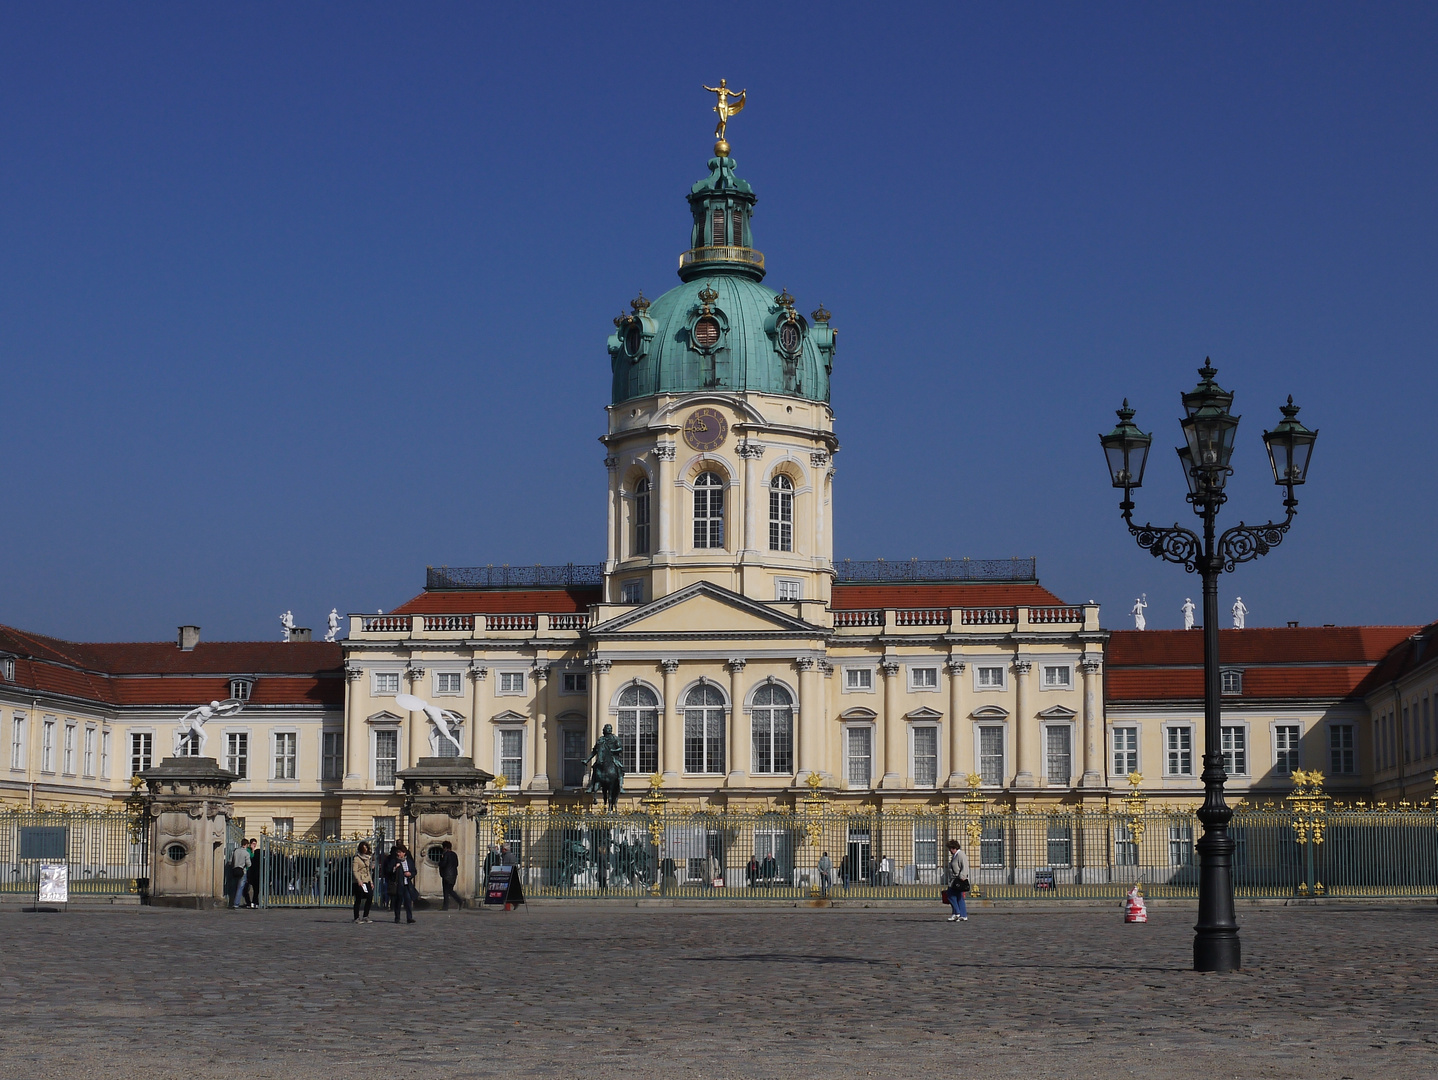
[1,3,1434,642]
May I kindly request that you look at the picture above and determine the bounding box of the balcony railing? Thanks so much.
[678,246,766,273]
[833,609,883,628]
[960,607,1018,625]
[422,615,474,632]
[487,614,538,632]
[1030,606,1084,624]
[361,615,412,633]
[549,613,589,631]
[894,608,950,626]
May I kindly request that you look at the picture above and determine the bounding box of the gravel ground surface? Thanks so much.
[2,903,1435,1079]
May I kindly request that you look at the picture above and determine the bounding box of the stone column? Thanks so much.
[139,757,238,909]
[661,659,681,780]
[796,657,819,778]
[726,658,747,786]
[879,659,902,789]
[1080,656,1104,787]
[344,664,365,784]
[591,658,612,748]
[468,663,489,767]
[655,445,676,555]
[397,757,494,902]
[1012,659,1036,788]
[817,659,834,779]
[738,442,764,554]
[404,664,427,769]
[945,657,969,787]
[527,663,551,791]
[604,455,620,569]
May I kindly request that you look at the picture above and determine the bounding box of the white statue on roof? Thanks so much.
[1131,594,1147,631]
[1182,597,1196,631]
[325,609,341,643]
[280,610,295,641]
[174,698,243,758]
[1232,597,1248,630]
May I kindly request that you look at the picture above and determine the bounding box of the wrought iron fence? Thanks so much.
[478,803,1438,902]
[258,833,377,908]
[834,558,1037,583]
[0,808,146,895]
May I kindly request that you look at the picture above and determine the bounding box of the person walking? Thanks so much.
[389,842,416,924]
[352,841,374,923]
[945,839,971,922]
[229,838,250,909]
[438,840,463,910]
[243,839,260,907]
[817,851,833,898]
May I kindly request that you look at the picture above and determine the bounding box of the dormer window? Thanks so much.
[1221,670,1243,695]
[0,658,13,682]
[229,679,253,702]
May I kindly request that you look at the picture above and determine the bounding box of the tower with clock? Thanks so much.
[602,136,838,613]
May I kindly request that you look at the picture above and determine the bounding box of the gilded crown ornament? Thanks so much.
[703,78,746,156]
[776,287,795,312]
[630,290,651,316]
[811,303,831,324]
[697,284,719,313]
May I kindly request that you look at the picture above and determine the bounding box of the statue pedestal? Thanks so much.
[139,757,238,909]
[396,757,494,903]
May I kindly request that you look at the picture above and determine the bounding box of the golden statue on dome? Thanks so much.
[703,78,746,155]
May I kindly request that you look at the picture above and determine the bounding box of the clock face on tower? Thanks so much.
[682,407,729,452]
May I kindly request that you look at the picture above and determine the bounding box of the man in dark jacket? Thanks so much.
[388,843,416,923]
[439,840,463,910]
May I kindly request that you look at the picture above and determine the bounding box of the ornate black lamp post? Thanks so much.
[1100,360,1317,972]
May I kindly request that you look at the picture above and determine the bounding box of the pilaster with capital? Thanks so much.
[1079,656,1104,787]
[467,663,489,766]
[344,664,366,782]
[660,659,681,780]
[795,657,820,778]
[589,658,612,747]
[1012,658,1036,788]
[726,659,747,785]
[737,442,765,553]
[879,659,902,789]
[403,664,428,770]
[654,444,676,555]
[528,663,552,791]
[945,657,970,787]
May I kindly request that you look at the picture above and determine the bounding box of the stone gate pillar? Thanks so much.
[139,757,239,909]
[396,757,494,902]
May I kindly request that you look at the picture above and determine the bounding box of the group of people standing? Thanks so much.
[349,839,467,923]
[227,837,261,908]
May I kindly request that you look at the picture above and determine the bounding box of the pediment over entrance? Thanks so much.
[589,581,822,638]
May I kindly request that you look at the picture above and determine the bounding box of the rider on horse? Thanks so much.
[585,724,626,809]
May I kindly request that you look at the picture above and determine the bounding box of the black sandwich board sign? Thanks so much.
[484,865,524,909]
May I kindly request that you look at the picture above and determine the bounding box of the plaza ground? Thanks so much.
[2,902,1434,1079]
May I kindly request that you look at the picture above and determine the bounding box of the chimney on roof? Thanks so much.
[178,625,201,651]
[288,626,312,642]
[1287,620,1299,628]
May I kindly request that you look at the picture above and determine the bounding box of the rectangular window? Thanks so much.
[980,821,1005,867]
[499,729,524,786]
[272,818,293,839]
[319,817,341,840]
[41,719,55,772]
[372,816,396,842]
[775,578,802,601]
[1221,669,1243,695]
[10,715,25,770]
[621,580,644,604]
[373,672,400,695]
[1165,726,1193,776]
[322,732,344,780]
[913,819,938,870]
[845,727,872,787]
[1169,824,1195,866]
[979,726,1005,785]
[844,667,872,691]
[130,732,152,777]
[562,672,588,695]
[976,666,1005,689]
[177,730,201,757]
[273,733,297,779]
[226,732,249,780]
[62,723,76,775]
[1042,665,1071,689]
[769,483,793,551]
[912,726,938,787]
[83,727,96,777]
[634,481,651,555]
[1046,820,1072,867]
[910,666,938,690]
[1045,726,1072,786]
[435,672,462,695]
[1112,726,1138,777]
[0,658,12,681]
[1114,821,1138,866]
[499,671,526,694]
[101,730,111,778]
[693,478,724,548]
[229,679,251,702]
[1221,726,1247,775]
[375,730,398,785]
[1274,725,1300,776]
[563,728,587,788]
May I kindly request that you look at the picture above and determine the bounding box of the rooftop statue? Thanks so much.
[1232,597,1248,630]
[1182,597,1196,631]
[703,78,746,152]
[1131,594,1148,631]
[325,608,341,643]
[280,610,295,641]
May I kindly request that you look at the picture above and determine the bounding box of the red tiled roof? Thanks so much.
[108,676,341,708]
[1359,621,1438,690]
[391,588,601,615]
[830,583,1069,609]
[83,640,342,675]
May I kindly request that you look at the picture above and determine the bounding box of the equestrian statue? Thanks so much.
[585,724,625,810]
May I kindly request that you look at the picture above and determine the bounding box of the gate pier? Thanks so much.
[396,757,494,902]
[138,757,238,908]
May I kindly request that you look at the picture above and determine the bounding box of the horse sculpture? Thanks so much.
[585,723,626,810]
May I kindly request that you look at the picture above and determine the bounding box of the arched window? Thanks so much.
[768,474,793,551]
[683,684,726,773]
[693,472,725,548]
[633,478,650,555]
[617,685,659,774]
[751,684,794,775]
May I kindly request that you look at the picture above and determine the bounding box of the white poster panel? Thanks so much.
[38,862,68,904]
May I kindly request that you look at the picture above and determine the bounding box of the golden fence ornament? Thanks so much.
[1123,772,1148,843]
[1288,769,1330,845]
[960,772,986,847]
[486,773,513,845]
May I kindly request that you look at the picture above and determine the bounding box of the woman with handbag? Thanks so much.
[945,839,971,922]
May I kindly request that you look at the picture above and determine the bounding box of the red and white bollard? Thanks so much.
[1124,884,1148,923]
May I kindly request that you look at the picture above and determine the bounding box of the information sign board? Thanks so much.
[19,826,67,861]
[38,863,69,904]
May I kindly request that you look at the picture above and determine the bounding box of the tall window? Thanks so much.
[730,207,744,246]
[980,821,1005,867]
[83,727,95,776]
[751,684,794,775]
[1112,726,1138,776]
[1046,820,1072,867]
[177,730,201,756]
[912,726,938,786]
[372,816,396,843]
[375,730,398,785]
[226,732,249,780]
[1045,726,1071,786]
[322,731,345,777]
[617,685,660,774]
[683,685,725,773]
[979,726,1005,785]
[913,819,938,870]
[1114,821,1138,866]
[563,728,587,788]
[1329,724,1355,774]
[693,472,725,548]
[1220,726,1247,776]
[273,733,297,779]
[710,206,725,246]
[62,723,75,775]
[1165,727,1193,776]
[11,715,25,770]
[1403,707,1411,764]
[846,727,872,786]
[1274,725,1300,776]
[130,732,152,777]
[41,720,55,772]
[271,818,294,838]
[101,730,111,778]
[1169,824,1195,866]
[498,729,524,786]
[633,478,651,555]
[768,474,793,551]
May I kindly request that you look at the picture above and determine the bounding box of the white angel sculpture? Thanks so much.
[396,693,464,757]
[175,698,244,756]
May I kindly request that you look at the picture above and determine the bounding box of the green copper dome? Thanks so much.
[608,155,835,406]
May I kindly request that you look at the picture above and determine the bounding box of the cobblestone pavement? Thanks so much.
[2,903,1435,1079]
